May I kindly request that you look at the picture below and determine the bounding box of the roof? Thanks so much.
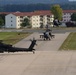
[0,10,76,16]
[63,10,76,13]
[12,10,53,16]
[33,10,52,15]
[0,12,14,15]
[12,12,33,16]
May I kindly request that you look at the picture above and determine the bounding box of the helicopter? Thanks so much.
[0,38,37,54]
[40,29,55,40]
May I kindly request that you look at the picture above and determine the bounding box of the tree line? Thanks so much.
[0,3,76,12]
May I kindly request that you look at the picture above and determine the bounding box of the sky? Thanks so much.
[69,0,76,1]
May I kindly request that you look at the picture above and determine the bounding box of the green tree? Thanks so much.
[71,13,76,21]
[0,17,4,27]
[0,14,5,24]
[51,5,63,21]
[21,18,31,27]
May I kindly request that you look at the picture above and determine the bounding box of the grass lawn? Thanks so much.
[59,32,76,50]
[0,32,31,45]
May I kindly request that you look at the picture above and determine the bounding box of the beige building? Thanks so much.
[4,10,76,28]
[5,11,54,28]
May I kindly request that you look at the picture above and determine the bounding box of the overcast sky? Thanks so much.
[69,0,76,1]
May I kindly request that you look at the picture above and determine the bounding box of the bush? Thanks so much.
[40,24,44,28]
[66,22,76,27]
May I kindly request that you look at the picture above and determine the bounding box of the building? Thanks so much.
[3,10,76,28]
[62,10,76,22]
[5,11,54,28]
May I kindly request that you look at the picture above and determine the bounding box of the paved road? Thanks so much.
[1,28,76,33]
[1,32,76,75]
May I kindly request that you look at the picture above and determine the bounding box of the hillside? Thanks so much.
[0,0,69,5]
[0,0,76,12]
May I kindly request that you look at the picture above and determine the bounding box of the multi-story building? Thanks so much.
[3,10,76,28]
[62,10,76,22]
[5,14,21,28]
[5,12,31,28]
[5,11,54,28]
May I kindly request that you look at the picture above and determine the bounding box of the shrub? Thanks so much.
[66,22,76,27]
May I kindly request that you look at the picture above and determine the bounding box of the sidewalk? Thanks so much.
[1,32,76,75]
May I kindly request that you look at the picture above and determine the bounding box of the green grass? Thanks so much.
[0,32,31,45]
[59,32,76,50]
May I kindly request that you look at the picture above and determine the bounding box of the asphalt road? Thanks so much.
[0,27,76,33]
[0,29,76,75]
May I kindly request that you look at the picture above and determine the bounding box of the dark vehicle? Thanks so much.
[53,19,61,27]
[40,32,51,40]
[0,39,37,54]
[40,30,55,40]
[43,32,51,40]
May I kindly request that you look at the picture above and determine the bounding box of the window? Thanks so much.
[20,16,23,18]
[11,24,13,26]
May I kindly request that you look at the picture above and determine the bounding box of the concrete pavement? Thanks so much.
[1,32,76,75]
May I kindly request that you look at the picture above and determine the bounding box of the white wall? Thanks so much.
[5,14,21,28]
[62,13,72,22]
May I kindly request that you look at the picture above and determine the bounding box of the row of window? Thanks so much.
[10,20,20,22]
[33,24,39,25]
[10,24,20,26]
[63,19,70,22]
[63,13,72,15]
